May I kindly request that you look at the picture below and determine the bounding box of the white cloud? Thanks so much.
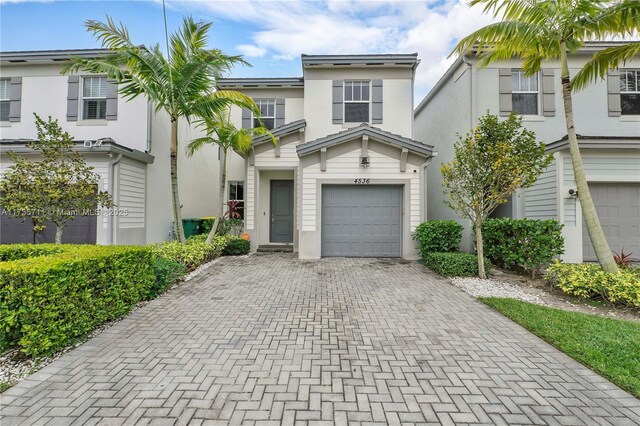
[236,44,267,57]
[167,0,495,98]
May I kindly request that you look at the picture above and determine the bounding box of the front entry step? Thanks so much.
[257,245,293,253]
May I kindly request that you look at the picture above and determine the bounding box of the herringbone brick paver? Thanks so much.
[1,254,638,425]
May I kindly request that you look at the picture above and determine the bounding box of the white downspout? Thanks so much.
[108,153,123,244]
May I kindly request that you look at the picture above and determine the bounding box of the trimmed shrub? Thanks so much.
[220,236,250,256]
[423,252,491,277]
[483,218,564,277]
[150,257,186,298]
[0,244,67,261]
[150,239,225,270]
[199,217,244,236]
[546,261,640,307]
[413,220,463,257]
[0,245,155,356]
[200,216,216,235]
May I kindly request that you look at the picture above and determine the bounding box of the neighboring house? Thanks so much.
[219,54,435,259]
[414,42,640,263]
[0,49,218,244]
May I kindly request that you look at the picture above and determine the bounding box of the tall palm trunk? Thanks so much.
[170,118,186,242]
[475,218,487,279]
[559,44,617,272]
[205,148,227,244]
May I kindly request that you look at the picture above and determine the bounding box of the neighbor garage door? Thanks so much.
[1,215,97,244]
[582,182,640,261]
[322,185,402,257]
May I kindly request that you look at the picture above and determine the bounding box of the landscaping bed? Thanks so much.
[481,298,640,398]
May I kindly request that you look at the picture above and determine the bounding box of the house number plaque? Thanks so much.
[353,178,371,184]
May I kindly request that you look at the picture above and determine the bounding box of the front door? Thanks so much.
[270,180,294,243]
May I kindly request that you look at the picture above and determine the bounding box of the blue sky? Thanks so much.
[0,1,494,100]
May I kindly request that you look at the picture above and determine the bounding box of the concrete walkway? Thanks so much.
[1,254,638,425]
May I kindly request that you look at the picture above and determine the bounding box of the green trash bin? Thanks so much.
[182,218,202,238]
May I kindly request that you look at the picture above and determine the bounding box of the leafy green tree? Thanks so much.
[441,113,552,278]
[186,113,275,243]
[62,16,259,242]
[0,114,112,243]
[453,0,640,272]
[572,41,640,90]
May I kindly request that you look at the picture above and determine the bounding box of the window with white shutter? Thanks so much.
[253,99,275,129]
[82,76,107,120]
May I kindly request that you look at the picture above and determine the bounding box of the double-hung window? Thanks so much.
[228,181,245,219]
[511,69,539,115]
[254,99,275,129]
[82,76,107,120]
[344,80,370,123]
[620,69,640,115]
[0,79,10,122]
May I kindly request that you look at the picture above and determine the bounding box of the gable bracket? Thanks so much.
[275,137,281,158]
[361,135,369,158]
[320,148,327,171]
[400,148,408,172]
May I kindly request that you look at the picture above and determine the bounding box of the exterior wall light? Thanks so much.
[360,156,370,168]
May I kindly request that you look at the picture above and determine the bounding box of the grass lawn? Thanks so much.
[480,297,640,398]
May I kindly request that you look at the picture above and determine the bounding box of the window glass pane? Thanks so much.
[84,99,106,120]
[512,71,522,91]
[527,73,538,91]
[353,83,361,101]
[344,102,369,122]
[344,82,352,101]
[267,101,275,117]
[229,183,237,201]
[236,182,244,201]
[0,101,9,121]
[0,80,8,100]
[512,93,538,115]
[83,77,106,98]
[361,83,369,101]
[254,117,274,129]
[621,71,638,92]
[621,94,640,115]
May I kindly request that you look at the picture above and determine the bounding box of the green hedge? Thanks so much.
[413,220,462,257]
[150,238,225,270]
[546,261,640,307]
[0,244,67,261]
[221,236,250,256]
[423,252,491,277]
[0,245,155,356]
[483,218,564,277]
[150,257,186,298]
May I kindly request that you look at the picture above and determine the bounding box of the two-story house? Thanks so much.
[414,42,640,263]
[219,54,435,259]
[0,49,219,245]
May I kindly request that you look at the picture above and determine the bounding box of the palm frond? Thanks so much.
[572,42,640,91]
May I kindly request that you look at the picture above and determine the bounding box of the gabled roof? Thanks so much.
[545,135,640,152]
[0,138,155,164]
[296,123,434,157]
[254,119,307,145]
[217,78,304,89]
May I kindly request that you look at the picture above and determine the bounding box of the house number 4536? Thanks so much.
[354,178,370,184]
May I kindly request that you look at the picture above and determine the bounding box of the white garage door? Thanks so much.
[321,185,403,257]
[582,183,640,261]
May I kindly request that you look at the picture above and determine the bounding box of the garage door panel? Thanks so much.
[583,183,640,261]
[322,185,402,257]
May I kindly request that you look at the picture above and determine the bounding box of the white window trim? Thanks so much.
[620,69,640,116]
[0,78,10,123]
[344,80,371,123]
[253,99,275,129]
[81,76,108,121]
[511,69,540,116]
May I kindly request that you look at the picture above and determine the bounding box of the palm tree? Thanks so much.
[453,0,640,273]
[186,113,275,243]
[572,41,640,90]
[62,16,258,242]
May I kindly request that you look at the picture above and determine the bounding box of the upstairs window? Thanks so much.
[254,99,275,129]
[228,180,245,219]
[511,69,539,115]
[344,80,370,122]
[82,76,107,120]
[621,69,640,115]
[0,79,9,122]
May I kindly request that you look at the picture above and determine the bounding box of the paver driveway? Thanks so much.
[1,254,639,425]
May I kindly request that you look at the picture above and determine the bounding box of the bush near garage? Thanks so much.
[0,245,155,356]
[482,218,564,277]
[413,220,463,257]
[424,252,491,277]
[187,234,251,256]
[545,261,640,307]
[149,238,225,271]
[150,257,186,298]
